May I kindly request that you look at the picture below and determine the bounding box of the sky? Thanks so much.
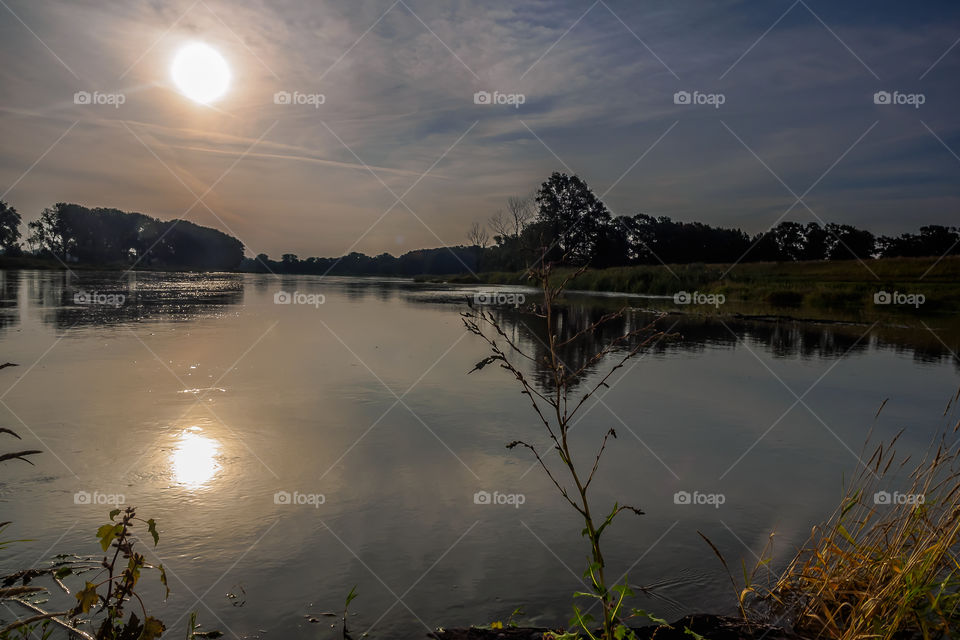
[1,0,959,259]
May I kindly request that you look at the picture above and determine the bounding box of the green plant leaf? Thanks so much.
[97,523,122,552]
[159,564,170,599]
[76,581,98,613]
[138,615,165,640]
[631,609,669,626]
[146,518,159,546]
[611,583,634,598]
[837,523,857,546]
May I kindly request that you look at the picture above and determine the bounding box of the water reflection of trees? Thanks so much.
[0,270,21,337]
[22,271,244,330]
[482,303,960,392]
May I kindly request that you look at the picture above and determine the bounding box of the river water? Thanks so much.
[0,269,957,638]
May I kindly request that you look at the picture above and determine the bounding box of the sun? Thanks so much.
[171,42,231,104]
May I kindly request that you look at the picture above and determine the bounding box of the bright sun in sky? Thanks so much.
[171,42,231,104]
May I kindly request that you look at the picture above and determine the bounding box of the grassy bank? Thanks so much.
[420,256,960,315]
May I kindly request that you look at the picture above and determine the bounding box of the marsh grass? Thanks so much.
[426,256,960,315]
[766,398,960,639]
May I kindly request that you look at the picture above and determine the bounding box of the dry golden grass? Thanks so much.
[769,396,960,639]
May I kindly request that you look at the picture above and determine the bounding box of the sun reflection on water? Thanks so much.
[171,427,221,488]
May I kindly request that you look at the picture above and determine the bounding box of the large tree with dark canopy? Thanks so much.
[534,172,611,264]
[0,200,22,254]
[26,203,244,270]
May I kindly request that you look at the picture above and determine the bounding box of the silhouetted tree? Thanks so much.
[0,200,22,255]
[535,172,611,264]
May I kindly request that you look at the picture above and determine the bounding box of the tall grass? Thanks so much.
[768,408,960,638]
[427,256,960,314]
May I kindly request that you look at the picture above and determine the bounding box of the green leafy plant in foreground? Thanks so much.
[463,260,667,640]
[2,507,169,640]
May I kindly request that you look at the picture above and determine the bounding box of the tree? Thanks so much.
[466,221,490,249]
[535,172,611,264]
[27,204,73,258]
[826,223,876,260]
[0,201,22,255]
[506,195,534,237]
[488,210,512,243]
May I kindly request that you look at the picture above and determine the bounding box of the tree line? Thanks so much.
[0,201,245,271]
[469,172,960,272]
[1,176,956,277]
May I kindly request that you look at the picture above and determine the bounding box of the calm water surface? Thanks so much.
[0,270,958,638]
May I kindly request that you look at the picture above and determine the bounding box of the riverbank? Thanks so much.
[432,614,801,640]
[418,255,960,318]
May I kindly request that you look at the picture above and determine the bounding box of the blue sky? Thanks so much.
[1,0,958,257]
